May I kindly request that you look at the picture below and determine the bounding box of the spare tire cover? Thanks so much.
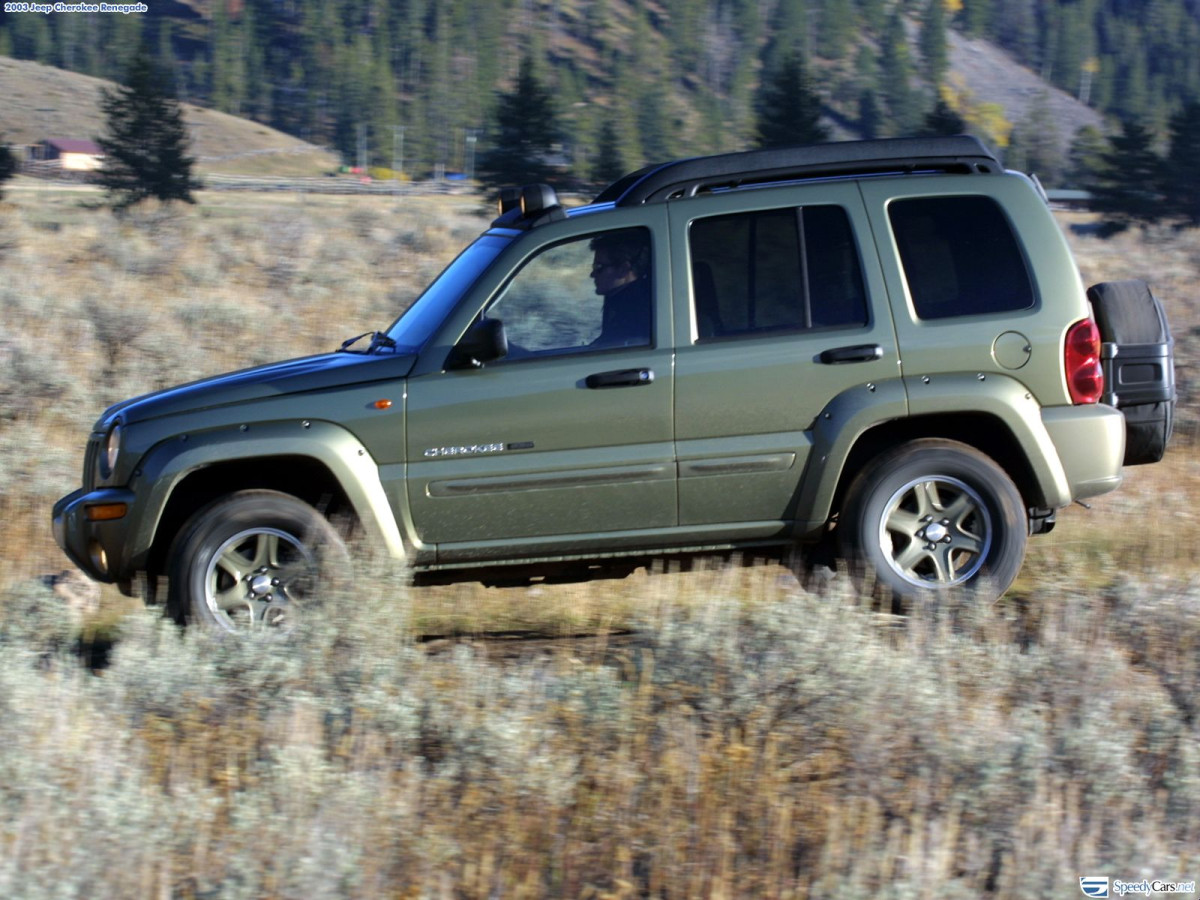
[1086,280,1175,466]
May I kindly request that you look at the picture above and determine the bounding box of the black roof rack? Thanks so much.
[594,136,1002,206]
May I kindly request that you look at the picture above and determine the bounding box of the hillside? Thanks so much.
[946,28,1104,156]
[0,56,339,176]
[1,31,1104,183]
[7,0,1185,182]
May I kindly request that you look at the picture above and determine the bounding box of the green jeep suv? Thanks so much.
[53,136,1176,629]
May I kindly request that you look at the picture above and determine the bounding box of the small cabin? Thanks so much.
[34,138,104,172]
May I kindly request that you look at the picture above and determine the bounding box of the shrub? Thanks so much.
[1,564,1198,897]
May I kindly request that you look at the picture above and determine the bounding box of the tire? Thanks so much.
[1087,280,1175,466]
[167,490,349,632]
[837,439,1027,603]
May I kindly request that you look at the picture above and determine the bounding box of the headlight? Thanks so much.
[102,423,122,479]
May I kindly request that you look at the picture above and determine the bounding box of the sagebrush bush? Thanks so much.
[2,562,1198,898]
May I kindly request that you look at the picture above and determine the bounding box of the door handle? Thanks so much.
[818,343,884,365]
[585,368,655,389]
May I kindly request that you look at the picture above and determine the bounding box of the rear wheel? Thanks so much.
[167,490,348,632]
[838,439,1027,602]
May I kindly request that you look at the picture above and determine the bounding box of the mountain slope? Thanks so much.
[947,29,1105,154]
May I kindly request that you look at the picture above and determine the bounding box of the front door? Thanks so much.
[405,222,676,561]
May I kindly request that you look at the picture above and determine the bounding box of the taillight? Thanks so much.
[1065,319,1104,404]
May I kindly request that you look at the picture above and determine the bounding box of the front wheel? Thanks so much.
[167,490,349,632]
[837,440,1027,602]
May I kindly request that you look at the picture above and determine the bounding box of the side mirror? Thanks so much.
[447,318,508,369]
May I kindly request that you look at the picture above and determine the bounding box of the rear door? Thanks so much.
[404,209,677,560]
[669,183,901,529]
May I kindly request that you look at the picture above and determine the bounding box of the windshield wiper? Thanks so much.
[338,331,397,354]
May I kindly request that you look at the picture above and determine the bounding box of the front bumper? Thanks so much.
[52,487,138,584]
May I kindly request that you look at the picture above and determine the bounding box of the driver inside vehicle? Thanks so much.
[589,231,652,348]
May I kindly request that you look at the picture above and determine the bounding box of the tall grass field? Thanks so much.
[1,183,1198,897]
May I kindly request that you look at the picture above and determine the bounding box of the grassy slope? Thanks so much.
[0,188,1197,896]
[0,56,340,176]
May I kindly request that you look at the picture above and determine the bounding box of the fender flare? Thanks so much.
[124,420,409,571]
[793,374,1072,534]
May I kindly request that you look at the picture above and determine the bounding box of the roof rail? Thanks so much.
[594,136,1002,206]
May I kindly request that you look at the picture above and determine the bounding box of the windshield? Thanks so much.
[384,234,511,351]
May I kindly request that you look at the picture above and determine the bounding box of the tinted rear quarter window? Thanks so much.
[889,195,1035,320]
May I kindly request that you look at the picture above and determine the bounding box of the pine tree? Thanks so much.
[857,0,888,34]
[763,0,809,77]
[478,55,560,191]
[991,0,1036,63]
[858,89,882,140]
[880,10,921,135]
[95,50,200,210]
[755,53,829,149]
[592,118,626,187]
[919,98,967,136]
[818,0,855,61]
[958,0,988,38]
[1065,125,1109,189]
[209,0,246,115]
[919,0,949,87]
[637,82,677,163]
[1162,101,1200,226]
[0,140,17,201]
[1090,119,1166,233]
[1015,91,1062,184]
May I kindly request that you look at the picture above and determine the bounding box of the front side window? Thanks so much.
[485,227,652,357]
[889,195,1035,320]
[689,205,868,340]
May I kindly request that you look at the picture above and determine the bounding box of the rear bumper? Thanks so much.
[52,487,138,584]
[1042,404,1126,502]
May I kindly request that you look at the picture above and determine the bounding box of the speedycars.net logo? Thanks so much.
[1081,877,1197,897]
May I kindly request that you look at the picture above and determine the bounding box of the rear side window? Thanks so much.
[889,195,1035,320]
[689,205,868,340]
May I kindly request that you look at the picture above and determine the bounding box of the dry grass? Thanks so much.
[0,187,484,592]
[0,190,1198,896]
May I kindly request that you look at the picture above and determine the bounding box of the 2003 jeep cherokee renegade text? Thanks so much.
[53,137,1177,630]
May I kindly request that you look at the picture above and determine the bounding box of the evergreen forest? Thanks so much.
[3,0,1200,187]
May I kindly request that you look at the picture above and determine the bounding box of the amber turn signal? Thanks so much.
[85,503,128,522]
[373,399,393,410]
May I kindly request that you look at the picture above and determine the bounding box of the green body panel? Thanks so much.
[101,351,417,433]
[666,183,905,527]
[403,205,676,552]
[112,379,412,476]
[858,175,1089,409]
[1042,404,1126,499]
[404,347,676,550]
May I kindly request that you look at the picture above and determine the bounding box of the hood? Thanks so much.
[100,350,418,427]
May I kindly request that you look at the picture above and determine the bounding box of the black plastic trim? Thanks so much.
[596,136,1001,207]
